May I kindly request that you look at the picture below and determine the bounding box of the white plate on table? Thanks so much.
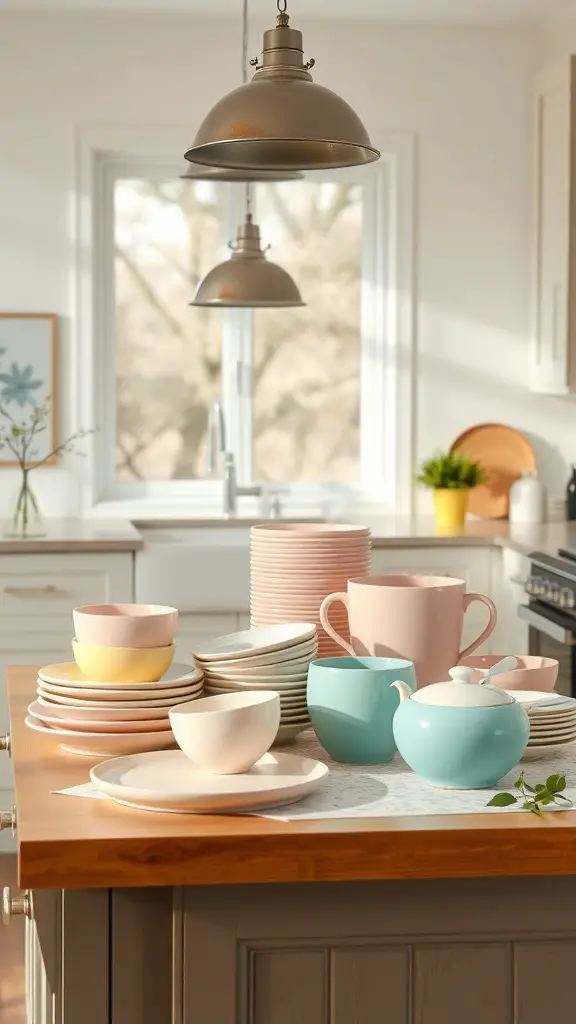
[272,722,312,745]
[528,712,576,726]
[506,691,576,711]
[25,715,177,757]
[37,661,202,688]
[521,738,576,760]
[204,673,308,689]
[529,722,576,738]
[90,748,328,813]
[192,624,317,662]
[202,638,318,670]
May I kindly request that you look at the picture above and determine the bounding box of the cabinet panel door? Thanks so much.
[0,553,133,637]
[370,547,495,653]
[183,878,576,1024]
[175,613,244,663]
[531,58,574,395]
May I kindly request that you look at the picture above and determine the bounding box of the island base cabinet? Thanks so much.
[27,877,576,1024]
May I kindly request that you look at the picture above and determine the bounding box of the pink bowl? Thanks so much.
[73,603,178,649]
[459,655,559,692]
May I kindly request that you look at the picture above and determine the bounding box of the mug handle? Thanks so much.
[458,593,497,661]
[319,592,355,655]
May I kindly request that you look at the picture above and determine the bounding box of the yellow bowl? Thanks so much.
[72,638,175,684]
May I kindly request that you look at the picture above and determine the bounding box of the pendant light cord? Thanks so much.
[242,0,249,85]
[243,0,252,218]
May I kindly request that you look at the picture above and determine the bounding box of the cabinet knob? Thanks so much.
[0,807,16,834]
[0,734,11,756]
[2,887,31,926]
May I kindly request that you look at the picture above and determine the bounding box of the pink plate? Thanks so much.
[35,696,172,721]
[28,700,173,733]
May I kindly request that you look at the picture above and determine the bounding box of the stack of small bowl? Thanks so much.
[250,524,371,657]
[25,603,204,756]
[193,623,318,745]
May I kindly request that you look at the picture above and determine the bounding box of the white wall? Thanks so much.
[1,12,570,517]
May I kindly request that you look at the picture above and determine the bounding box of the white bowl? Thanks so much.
[169,691,280,774]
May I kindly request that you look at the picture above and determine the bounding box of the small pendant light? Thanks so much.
[188,0,304,309]
[191,187,304,308]
[181,0,302,185]
[185,0,380,173]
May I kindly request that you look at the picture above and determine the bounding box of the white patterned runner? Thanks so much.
[53,729,576,821]
[253,730,576,820]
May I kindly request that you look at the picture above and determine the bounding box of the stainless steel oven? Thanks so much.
[518,550,576,698]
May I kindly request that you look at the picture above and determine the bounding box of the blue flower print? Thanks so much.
[0,363,43,407]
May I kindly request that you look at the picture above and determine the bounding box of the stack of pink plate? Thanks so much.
[250,523,371,658]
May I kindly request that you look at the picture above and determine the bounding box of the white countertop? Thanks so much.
[354,516,576,557]
[0,518,143,553]
[0,514,572,560]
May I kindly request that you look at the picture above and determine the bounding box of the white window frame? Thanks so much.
[73,125,415,519]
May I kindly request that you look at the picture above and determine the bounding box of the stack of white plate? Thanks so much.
[192,623,317,745]
[508,691,576,760]
[25,662,203,756]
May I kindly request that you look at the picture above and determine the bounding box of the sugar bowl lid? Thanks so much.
[409,666,516,708]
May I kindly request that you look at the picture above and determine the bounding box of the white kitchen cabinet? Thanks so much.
[371,546,498,654]
[175,612,249,663]
[0,551,134,850]
[531,56,576,395]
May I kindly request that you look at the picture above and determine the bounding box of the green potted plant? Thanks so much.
[417,450,486,530]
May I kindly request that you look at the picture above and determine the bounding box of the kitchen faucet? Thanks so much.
[206,399,262,518]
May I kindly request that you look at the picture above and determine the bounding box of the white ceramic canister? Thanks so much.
[509,471,546,525]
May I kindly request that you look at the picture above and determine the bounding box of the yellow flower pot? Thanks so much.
[433,488,469,532]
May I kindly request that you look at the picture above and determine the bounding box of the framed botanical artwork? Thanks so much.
[0,313,58,466]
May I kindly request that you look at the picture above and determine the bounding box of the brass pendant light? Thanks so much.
[181,0,302,185]
[185,0,380,173]
[192,199,305,308]
[190,0,304,309]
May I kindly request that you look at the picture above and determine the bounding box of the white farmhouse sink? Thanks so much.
[135,528,251,612]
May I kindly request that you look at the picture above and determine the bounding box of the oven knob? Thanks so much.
[548,583,560,603]
[529,575,544,596]
[562,588,576,610]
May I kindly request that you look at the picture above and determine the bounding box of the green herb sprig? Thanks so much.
[487,772,572,816]
[416,450,486,491]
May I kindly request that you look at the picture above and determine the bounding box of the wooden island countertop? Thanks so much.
[8,665,576,891]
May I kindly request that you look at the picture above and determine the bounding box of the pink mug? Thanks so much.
[319,574,497,686]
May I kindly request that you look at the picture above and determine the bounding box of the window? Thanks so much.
[80,131,413,514]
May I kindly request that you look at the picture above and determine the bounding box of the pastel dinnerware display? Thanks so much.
[320,574,496,686]
[73,603,178,649]
[193,622,317,745]
[392,666,530,789]
[307,657,416,764]
[72,638,175,684]
[250,523,371,658]
[460,655,559,693]
[90,749,329,814]
[169,691,280,774]
[505,690,576,761]
[26,661,204,756]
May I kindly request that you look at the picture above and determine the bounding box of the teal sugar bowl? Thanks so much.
[307,656,416,764]
[392,666,530,789]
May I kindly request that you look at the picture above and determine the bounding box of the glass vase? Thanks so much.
[4,471,46,539]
